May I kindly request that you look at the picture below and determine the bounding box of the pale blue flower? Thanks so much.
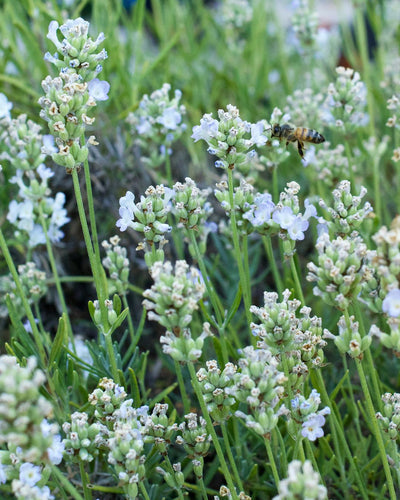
[42,134,57,155]
[0,93,12,119]
[88,78,110,101]
[157,107,182,130]
[301,413,326,441]
[250,121,268,147]
[191,114,219,142]
[287,215,309,241]
[46,21,62,49]
[382,289,400,317]
[272,206,296,229]
[47,434,64,465]
[0,462,7,484]
[19,463,41,486]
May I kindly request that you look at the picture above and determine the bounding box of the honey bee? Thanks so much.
[271,123,325,159]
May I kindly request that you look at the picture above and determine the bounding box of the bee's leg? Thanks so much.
[297,141,305,158]
[286,141,289,147]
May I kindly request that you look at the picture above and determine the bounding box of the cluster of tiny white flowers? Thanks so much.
[289,389,331,441]
[376,392,400,442]
[251,289,326,364]
[318,180,373,236]
[231,346,286,437]
[291,0,319,51]
[196,360,237,423]
[386,94,400,162]
[127,83,187,169]
[324,315,372,359]
[273,460,327,500]
[102,235,130,294]
[0,107,70,247]
[324,66,368,132]
[39,18,109,170]
[307,232,371,310]
[305,141,351,187]
[143,260,205,333]
[0,355,63,498]
[243,181,318,255]
[191,104,268,171]
[0,262,47,319]
[284,88,325,129]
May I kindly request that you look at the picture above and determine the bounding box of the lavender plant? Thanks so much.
[0,2,400,499]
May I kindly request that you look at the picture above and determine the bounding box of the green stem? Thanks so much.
[138,481,151,500]
[355,359,396,500]
[0,229,47,366]
[189,231,224,326]
[241,235,252,306]
[175,360,191,414]
[264,436,280,489]
[262,236,283,296]
[352,301,382,409]
[79,461,92,500]
[188,362,239,499]
[221,422,244,491]
[344,141,356,193]
[122,293,135,344]
[355,6,380,221]
[312,369,368,499]
[289,255,305,305]
[164,149,172,185]
[71,170,119,382]
[38,208,74,346]
[227,168,252,329]
[304,439,322,483]
[51,465,85,500]
[162,454,185,500]
[273,426,288,476]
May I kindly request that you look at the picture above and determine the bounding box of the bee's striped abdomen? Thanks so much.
[296,127,325,144]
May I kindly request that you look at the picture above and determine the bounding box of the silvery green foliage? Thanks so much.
[191,104,268,171]
[307,232,370,310]
[143,260,205,332]
[39,18,108,170]
[319,180,373,236]
[0,356,61,465]
[324,315,371,359]
[101,235,130,294]
[376,392,400,441]
[272,460,327,500]
[126,83,187,168]
[231,346,286,437]
[196,360,237,423]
